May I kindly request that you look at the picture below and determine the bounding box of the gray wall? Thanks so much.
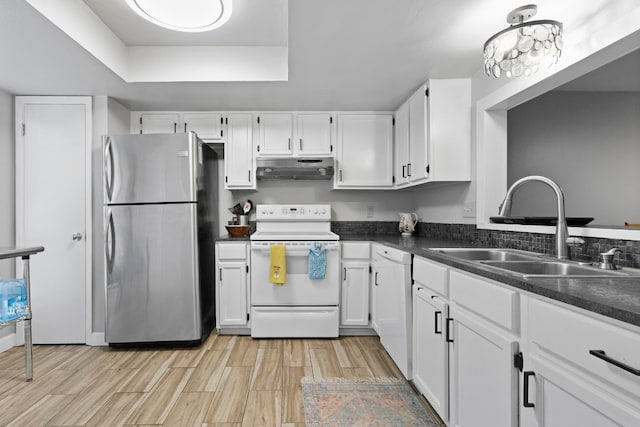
[0,89,15,340]
[507,91,640,226]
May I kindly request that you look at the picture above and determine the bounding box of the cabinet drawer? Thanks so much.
[217,243,247,260]
[449,270,518,332]
[530,298,640,397]
[341,242,370,259]
[413,256,448,297]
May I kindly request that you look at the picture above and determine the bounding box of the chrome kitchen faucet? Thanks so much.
[497,175,582,260]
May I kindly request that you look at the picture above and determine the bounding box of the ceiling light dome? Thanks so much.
[125,0,232,32]
[484,4,562,79]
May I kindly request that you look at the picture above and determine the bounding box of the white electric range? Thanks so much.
[249,204,340,338]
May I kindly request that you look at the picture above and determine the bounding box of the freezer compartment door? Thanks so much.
[104,133,199,204]
[105,203,201,343]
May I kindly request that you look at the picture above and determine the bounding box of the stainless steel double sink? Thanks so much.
[428,248,638,279]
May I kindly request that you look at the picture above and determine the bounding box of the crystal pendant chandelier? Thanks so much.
[484,4,562,78]
[125,0,233,32]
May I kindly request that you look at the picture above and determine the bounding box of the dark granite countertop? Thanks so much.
[216,235,251,242]
[340,234,640,328]
[216,232,640,328]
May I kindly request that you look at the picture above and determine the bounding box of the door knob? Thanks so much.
[72,233,83,241]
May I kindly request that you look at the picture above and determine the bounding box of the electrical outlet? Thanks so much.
[366,206,374,218]
[463,201,476,218]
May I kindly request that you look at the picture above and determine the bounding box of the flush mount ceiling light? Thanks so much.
[125,0,232,32]
[484,4,562,78]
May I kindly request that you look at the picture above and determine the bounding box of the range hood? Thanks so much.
[256,157,334,180]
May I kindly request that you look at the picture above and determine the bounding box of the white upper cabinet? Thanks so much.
[224,114,255,190]
[426,79,471,182]
[408,86,428,183]
[255,112,334,157]
[182,112,223,140]
[136,112,224,141]
[256,113,293,155]
[295,113,333,156]
[139,113,180,134]
[394,101,410,187]
[335,114,394,189]
[393,79,471,188]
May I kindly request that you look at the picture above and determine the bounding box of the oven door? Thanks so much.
[250,240,340,305]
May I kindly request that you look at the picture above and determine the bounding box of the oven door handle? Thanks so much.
[250,244,339,253]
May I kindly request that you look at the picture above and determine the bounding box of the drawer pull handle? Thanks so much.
[523,371,535,408]
[434,310,442,334]
[589,350,640,376]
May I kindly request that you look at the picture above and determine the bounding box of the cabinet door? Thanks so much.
[394,101,410,187]
[371,258,391,336]
[413,285,449,423]
[183,113,223,140]
[374,256,394,346]
[140,113,179,134]
[335,114,393,188]
[296,113,333,156]
[256,113,293,155]
[426,79,471,182]
[370,262,381,334]
[340,261,370,326]
[408,85,429,183]
[224,114,255,189]
[449,306,519,427]
[527,353,640,426]
[217,261,248,327]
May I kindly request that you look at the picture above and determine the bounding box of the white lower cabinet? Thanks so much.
[370,247,384,334]
[340,242,371,328]
[371,244,413,379]
[449,305,519,427]
[412,256,640,427]
[215,242,250,332]
[413,284,449,423]
[527,353,639,426]
[412,259,520,426]
[524,298,640,426]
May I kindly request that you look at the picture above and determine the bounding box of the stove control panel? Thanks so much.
[256,204,331,221]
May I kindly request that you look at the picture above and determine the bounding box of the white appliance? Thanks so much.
[103,132,218,346]
[372,244,413,378]
[250,204,340,338]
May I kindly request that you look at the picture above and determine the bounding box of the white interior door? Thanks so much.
[16,97,91,344]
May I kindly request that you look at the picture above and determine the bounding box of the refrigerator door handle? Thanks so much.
[104,137,115,202]
[105,209,116,274]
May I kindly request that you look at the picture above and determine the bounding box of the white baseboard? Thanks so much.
[0,332,17,353]
[87,332,107,346]
[339,327,377,336]
[0,330,107,352]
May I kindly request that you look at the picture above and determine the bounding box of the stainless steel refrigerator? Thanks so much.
[103,132,218,347]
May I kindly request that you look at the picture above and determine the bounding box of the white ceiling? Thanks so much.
[0,0,635,111]
[83,0,288,47]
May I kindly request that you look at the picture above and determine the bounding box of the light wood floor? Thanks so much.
[0,333,443,426]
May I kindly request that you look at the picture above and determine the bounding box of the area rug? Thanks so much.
[301,377,439,427]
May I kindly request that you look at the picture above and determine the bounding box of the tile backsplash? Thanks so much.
[334,221,640,269]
